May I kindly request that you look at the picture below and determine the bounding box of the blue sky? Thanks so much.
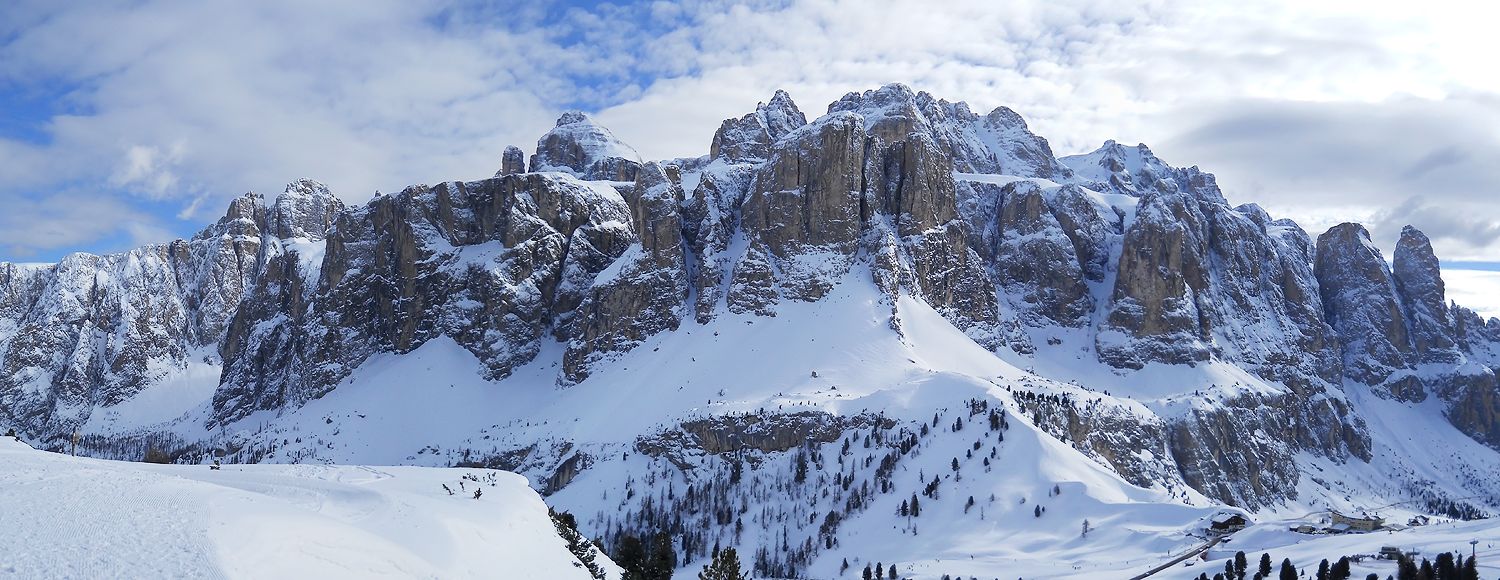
[2,0,1499,272]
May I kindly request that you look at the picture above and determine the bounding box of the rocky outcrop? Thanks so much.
[1393,226,1462,364]
[530,112,642,181]
[561,162,689,383]
[709,89,806,164]
[0,181,337,441]
[1060,141,1226,203]
[733,112,867,307]
[1315,223,1420,399]
[498,145,526,177]
[829,84,1073,180]
[267,179,344,240]
[216,173,637,422]
[1097,188,1214,368]
[991,181,1092,327]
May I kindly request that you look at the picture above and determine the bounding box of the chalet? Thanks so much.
[1290,524,1318,534]
[1210,512,1248,532]
[1331,510,1384,532]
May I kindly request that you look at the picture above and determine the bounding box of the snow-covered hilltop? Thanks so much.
[0,437,617,579]
[3,83,1500,578]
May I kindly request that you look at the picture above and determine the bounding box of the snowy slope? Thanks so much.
[0,437,618,579]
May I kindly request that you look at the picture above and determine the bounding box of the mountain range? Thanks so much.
[3,83,1499,578]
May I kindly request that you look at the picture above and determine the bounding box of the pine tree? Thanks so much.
[1316,558,1329,580]
[1435,552,1456,580]
[1279,558,1297,580]
[698,546,745,580]
[910,494,920,517]
[888,564,898,579]
[863,563,873,580]
[1259,553,1273,578]
[1462,555,1479,580]
[617,535,648,580]
[1397,555,1419,580]
[794,451,808,483]
[1235,551,1248,580]
[1330,556,1351,580]
[645,532,676,580]
[550,510,605,579]
[875,562,883,578]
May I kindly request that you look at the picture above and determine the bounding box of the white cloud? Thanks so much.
[0,0,1497,263]
[1445,269,1500,321]
[111,142,186,198]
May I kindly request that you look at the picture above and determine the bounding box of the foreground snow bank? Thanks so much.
[0,438,614,579]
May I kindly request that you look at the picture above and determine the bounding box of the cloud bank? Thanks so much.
[1,0,1496,265]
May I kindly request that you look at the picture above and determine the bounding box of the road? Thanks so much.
[1128,534,1227,580]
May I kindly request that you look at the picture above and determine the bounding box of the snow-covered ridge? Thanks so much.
[0,437,618,579]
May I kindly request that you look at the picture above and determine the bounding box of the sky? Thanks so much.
[1,0,1497,310]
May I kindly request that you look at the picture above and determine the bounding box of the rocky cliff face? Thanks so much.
[1313,223,1500,447]
[4,83,1500,515]
[0,180,342,438]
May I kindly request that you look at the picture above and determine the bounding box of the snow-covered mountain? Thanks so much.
[3,83,1500,578]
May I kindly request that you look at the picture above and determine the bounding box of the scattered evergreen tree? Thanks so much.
[1330,556,1350,580]
[551,510,606,579]
[888,564,897,579]
[1234,551,1247,580]
[1462,555,1479,580]
[1034,505,1042,518]
[1259,553,1273,578]
[1316,558,1329,580]
[1081,519,1091,537]
[1279,558,1297,580]
[794,451,808,484]
[698,546,745,580]
[646,531,676,580]
[910,494,920,517]
[863,563,873,580]
[1435,552,1456,580]
[875,562,883,578]
[1396,555,1419,580]
[617,535,649,580]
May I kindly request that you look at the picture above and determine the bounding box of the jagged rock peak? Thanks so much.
[530,111,642,181]
[1060,140,1226,203]
[497,145,526,177]
[269,178,344,241]
[1393,224,1461,364]
[826,82,1071,179]
[1314,222,1421,399]
[709,89,808,163]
